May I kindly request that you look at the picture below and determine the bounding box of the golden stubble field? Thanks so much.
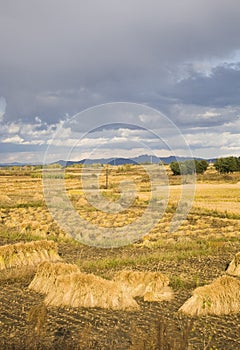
[0,164,240,349]
[1,164,239,242]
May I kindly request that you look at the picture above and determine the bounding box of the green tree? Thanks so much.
[170,159,208,175]
[195,160,208,174]
[215,157,239,173]
[170,161,181,175]
[237,157,240,171]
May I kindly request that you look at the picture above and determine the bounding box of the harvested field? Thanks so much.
[0,244,240,349]
[0,168,240,348]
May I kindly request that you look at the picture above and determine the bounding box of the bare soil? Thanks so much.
[0,239,240,350]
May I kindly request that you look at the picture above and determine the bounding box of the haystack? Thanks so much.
[44,272,139,311]
[28,261,80,294]
[226,252,240,277]
[179,275,240,316]
[114,270,174,302]
[0,240,61,271]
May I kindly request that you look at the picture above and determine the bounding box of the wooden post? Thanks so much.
[105,164,109,189]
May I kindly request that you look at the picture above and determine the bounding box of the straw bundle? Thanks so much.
[0,240,61,271]
[226,252,240,277]
[44,272,139,311]
[179,275,240,316]
[114,270,173,302]
[28,261,80,294]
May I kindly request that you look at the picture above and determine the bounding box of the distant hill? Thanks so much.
[55,154,206,167]
[0,155,216,167]
[0,162,24,167]
[0,161,41,167]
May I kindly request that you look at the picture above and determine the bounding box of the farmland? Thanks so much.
[0,164,240,349]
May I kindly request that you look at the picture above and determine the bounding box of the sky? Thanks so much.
[0,0,240,163]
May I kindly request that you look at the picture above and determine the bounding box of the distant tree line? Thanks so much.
[170,159,208,175]
[214,156,240,173]
[170,156,240,175]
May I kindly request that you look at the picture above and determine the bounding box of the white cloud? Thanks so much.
[138,114,160,124]
[2,135,24,144]
[6,123,20,134]
[199,111,221,119]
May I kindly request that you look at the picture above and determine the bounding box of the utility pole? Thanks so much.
[105,164,109,189]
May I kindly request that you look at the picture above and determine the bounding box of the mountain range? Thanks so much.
[0,155,216,167]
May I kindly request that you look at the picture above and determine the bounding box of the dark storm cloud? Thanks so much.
[171,64,240,108]
[1,0,240,124]
[1,0,240,161]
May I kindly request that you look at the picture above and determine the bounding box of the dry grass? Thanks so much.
[0,194,12,204]
[27,303,48,335]
[169,183,240,215]
[129,317,193,350]
[179,275,240,316]
[114,270,174,302]
[44,271,140,311]
[226,252,240,277]
[191,183,240,215]
[29,261,139,311]
[28,261,80,294]
[0,240,61,270]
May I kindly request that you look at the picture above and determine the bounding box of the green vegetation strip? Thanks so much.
[76,239,230,274]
